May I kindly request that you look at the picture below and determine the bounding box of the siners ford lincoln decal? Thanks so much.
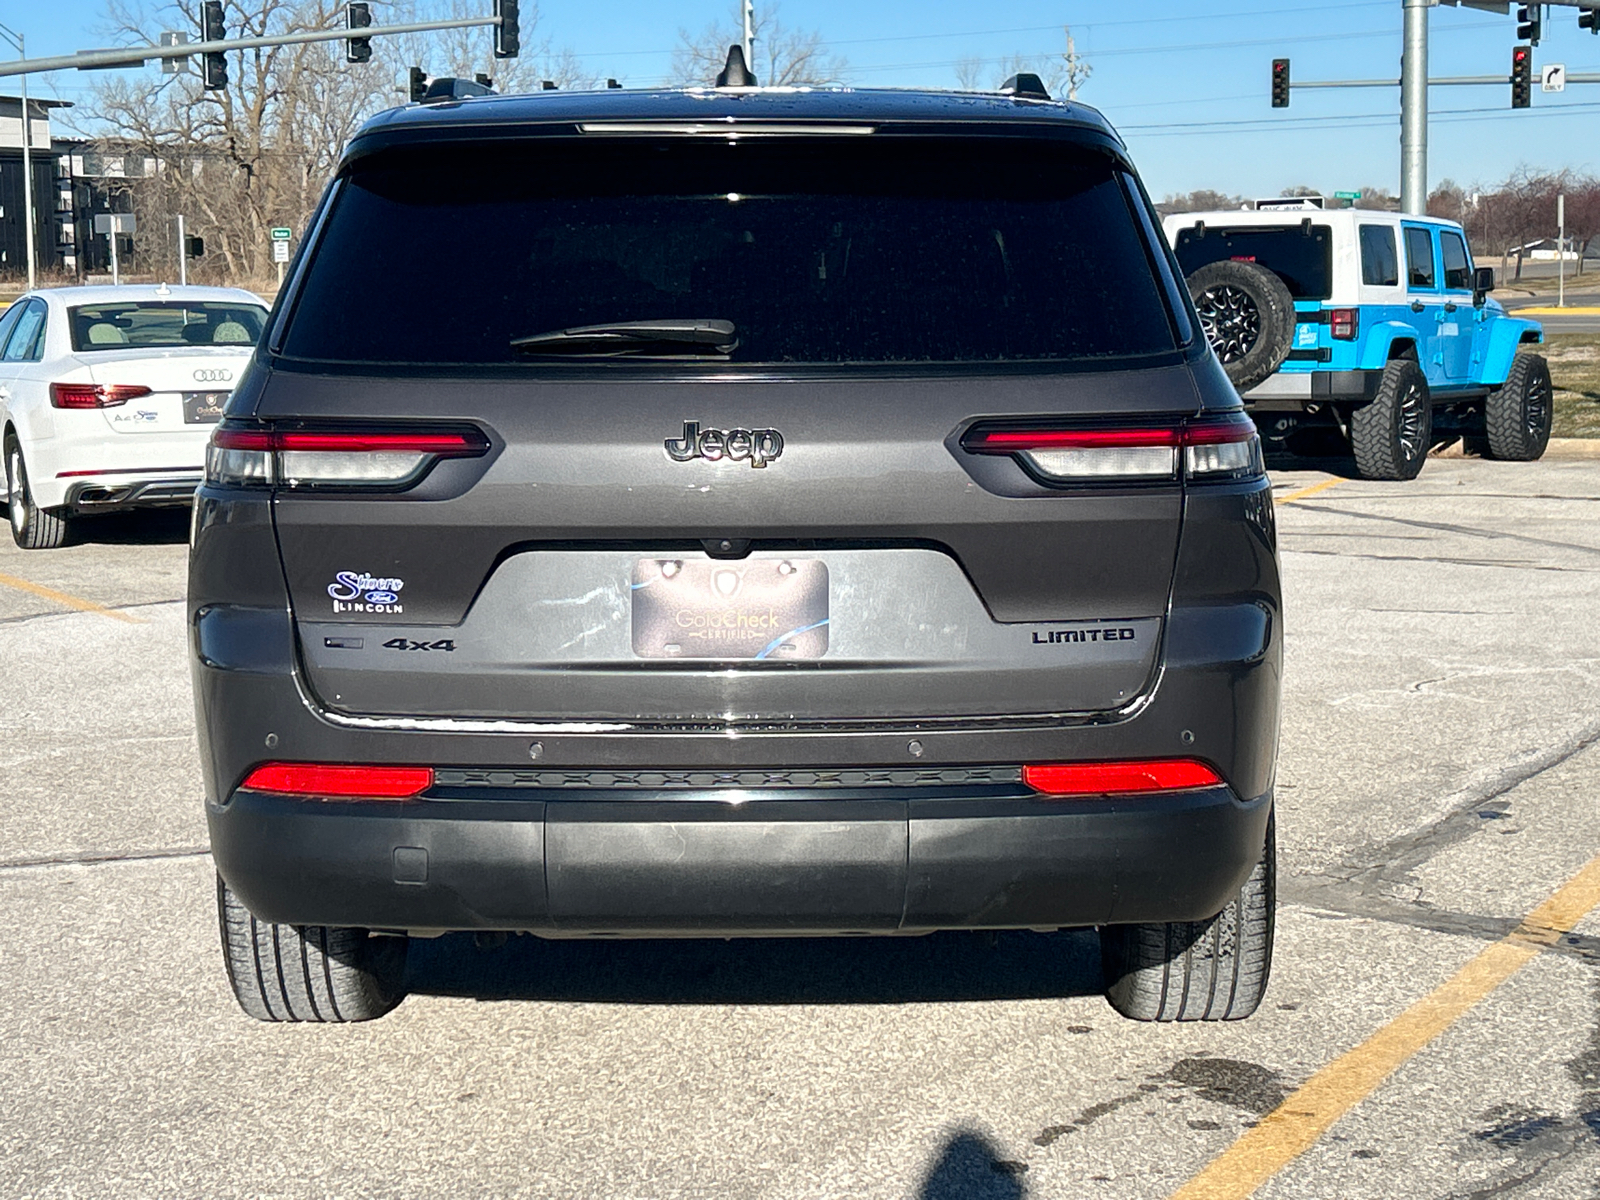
[665,421,785,469]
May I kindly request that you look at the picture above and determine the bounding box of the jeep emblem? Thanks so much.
[665,420,784,469]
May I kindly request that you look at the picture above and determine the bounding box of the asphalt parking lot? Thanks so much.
[2,452,1598,1199]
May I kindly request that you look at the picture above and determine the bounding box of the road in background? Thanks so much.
[1,456,1598,1198]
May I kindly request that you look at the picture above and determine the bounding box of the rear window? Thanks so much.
[280,138,1182,366]
[1173,224,1333,300]
[69,301,268,352]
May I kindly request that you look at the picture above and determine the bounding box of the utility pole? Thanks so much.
[0,22,37,290]
[742,1,754,74]
[1062,25,1091,101]
[1400,0,1428,215]
[1558,192,1566,308]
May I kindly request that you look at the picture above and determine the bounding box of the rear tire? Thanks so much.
[1350,358,1432,481]
[1187,261,1296,394]
[216,875,407,1022]
[6,439,70,550]
[1100,811,1275,1022]
[1484,352,1553,462]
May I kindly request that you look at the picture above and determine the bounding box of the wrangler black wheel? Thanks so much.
[1485,352,1553,462]
[1187,261,1296,393]
[1350,357,1432,481]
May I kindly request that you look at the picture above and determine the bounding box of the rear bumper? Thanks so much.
[209,784,1271,935]
[1244,369,1383,406]
[64,475,201,512]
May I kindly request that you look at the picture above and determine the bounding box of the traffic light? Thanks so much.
[1511,44,1532,108]
[1581,5,1599,33]
[201,0,227,91]
[408,66,428,102]
[345,1,371,64]
[494,0,519,58]
[1517,4,1542,44]
[185,235,205,259]
[1271,58,1290,108]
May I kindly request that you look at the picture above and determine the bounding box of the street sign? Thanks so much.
[1542,63,1566,92]
[271,240,290,263]
[1256,196,1324,211]
[160,32,189,74]
[93,213,136,234]
[270,227,292,240]
[1334,190,1363,200]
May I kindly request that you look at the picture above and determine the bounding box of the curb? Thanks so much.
[1431,437,1600,460]
[1516,306,1600,316]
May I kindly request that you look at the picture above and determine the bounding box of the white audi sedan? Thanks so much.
[0,284,269,548]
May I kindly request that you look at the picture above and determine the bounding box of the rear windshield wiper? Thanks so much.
[511,319,738,358]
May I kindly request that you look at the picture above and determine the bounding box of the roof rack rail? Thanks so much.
[716,43,758,88]
[420,76,495,103]
[998,72,1051,101]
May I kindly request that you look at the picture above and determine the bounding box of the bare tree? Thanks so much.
[670,3,847,87]
[952,29,1089,101]
[77,0,579,286]
[1156,189,1246,217]
[1564,177,1600,277]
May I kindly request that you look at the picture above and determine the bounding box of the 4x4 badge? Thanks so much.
[665,420,784,469]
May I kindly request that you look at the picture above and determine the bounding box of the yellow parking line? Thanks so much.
[0,570,142,624]
[1168,851,1600,1200]
[1274,478,1341,506]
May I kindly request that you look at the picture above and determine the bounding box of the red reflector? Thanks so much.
[242,763,433,798]
[50,383,153,409]
[1023,759,1223,796]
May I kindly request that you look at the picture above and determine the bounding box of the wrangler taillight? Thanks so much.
[1329,308,1359,340]
[1023,759,1223,797]
[963,413,1262,483]
[241,763,433,799]
[206,425,490,490]
[50,383,153,409]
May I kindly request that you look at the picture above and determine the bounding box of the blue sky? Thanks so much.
[10,0,1600,199]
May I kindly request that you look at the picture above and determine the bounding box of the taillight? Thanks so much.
[1329,308,1359,340]
[241,762,433,799]
[963,413,1262,483]
[206,425,490,489]
[1023,759,1223,797]
[50,383,153,409]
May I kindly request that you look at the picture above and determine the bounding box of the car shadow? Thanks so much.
[405,927,1105,1006]
[67,508,191,546]
[1263,444,1363,481]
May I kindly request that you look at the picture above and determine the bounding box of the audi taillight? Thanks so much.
[206,424,490,489]
[1023,759,1223,797]
[50,383,153,409]
[963,413,1262,483]
[241,762,433,799]
[1329,308,1359,341]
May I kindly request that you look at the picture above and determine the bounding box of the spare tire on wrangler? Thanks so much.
[1187,261,1296,394]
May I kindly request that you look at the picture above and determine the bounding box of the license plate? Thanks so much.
[631,559,829,660]
[182,391,229,424]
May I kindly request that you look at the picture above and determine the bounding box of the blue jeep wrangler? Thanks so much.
[1162,208,1550,480]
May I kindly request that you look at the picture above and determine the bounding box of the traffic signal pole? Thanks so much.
[1277,1,1600,216]
[0,16,501,79]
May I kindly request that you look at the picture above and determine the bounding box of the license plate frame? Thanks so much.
[181,391,229,424]
[631,558,829,660]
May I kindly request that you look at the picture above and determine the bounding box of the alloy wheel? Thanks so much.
[1195,285,1262,362]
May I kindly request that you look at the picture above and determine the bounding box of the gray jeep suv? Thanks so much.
[191,74,1281,1024]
